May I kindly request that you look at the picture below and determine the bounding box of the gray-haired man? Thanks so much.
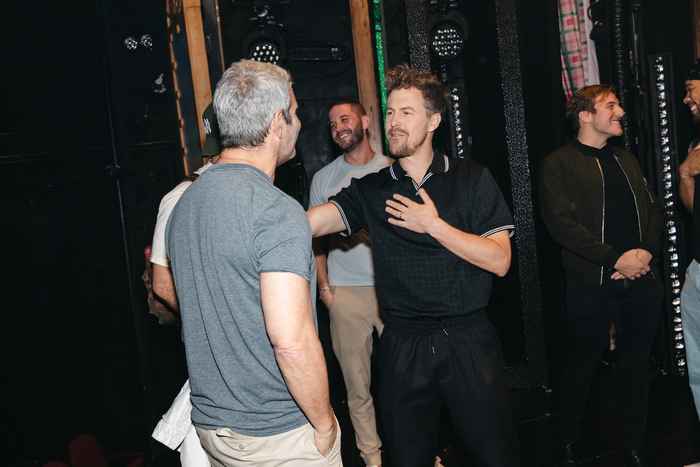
[166,59,341,467]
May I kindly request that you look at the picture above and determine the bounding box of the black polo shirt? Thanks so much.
[329,151,514,319]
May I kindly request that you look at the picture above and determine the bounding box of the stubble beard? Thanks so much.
[389,129,428,158]
[336,124,364,153]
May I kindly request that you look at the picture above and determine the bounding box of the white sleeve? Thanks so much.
[151,180,192,267]
[308,171,327,209]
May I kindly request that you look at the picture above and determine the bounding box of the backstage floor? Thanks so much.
[332,360,700,467]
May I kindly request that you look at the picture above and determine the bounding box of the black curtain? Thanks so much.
[0,0,187,464]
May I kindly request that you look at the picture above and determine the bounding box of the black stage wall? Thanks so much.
[1,0,696,464]
[1,0,187,464]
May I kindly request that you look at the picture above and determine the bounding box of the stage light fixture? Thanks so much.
[250,41,282,64]
[241,14,349,64]
[427,2,471,159]
[241,1,288,65]
[124,36,138,51]
[431,24,463,60]
[451,87,466,157]
[427,10,468,61]
[651,53,686,378]
[242,28,287,65]
[140,34,153,50]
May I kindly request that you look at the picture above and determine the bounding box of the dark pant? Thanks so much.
[378,311,520,467]
[558,272,663,450]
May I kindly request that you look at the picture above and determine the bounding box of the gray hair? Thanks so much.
[213,60,293,149]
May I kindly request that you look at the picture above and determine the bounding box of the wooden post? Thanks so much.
[183,0,212,148]
[349,0,383,154]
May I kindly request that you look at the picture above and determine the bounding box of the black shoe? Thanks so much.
[554,442,578,466]
[622,449,661,467]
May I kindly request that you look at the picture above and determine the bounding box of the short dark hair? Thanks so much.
[385,63,449,117]
[328,98,366,118]
[566,84,617,130]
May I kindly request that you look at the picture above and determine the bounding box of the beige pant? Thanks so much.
[329,286,384,466]
[195,420,342,467]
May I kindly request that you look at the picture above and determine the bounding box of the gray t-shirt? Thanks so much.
[166,163,316,436]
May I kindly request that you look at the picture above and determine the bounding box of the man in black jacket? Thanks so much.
[539,84,663,467]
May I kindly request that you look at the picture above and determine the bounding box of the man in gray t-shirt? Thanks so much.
[166,60,340,466]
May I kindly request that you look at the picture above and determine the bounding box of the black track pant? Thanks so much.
[378,311,520,467]
[558,272,663,450]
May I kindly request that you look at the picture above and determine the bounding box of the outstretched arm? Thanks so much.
[386,188,511,277]
[261,271,337,456]
[307,202,347,237]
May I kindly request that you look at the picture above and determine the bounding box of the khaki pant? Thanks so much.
[195,419,342,467]
[329,286,384,466]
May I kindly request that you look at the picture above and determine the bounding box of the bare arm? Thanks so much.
[260,272,337,455]
[152,263,180,312]
[386,189,511,277]
[679,143,700,212]
[312,237,334,309]
[307,203,347,237]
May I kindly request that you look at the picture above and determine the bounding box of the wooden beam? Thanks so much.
[183,0,212,149]
[693,0,700,60]
[349,0,383,154]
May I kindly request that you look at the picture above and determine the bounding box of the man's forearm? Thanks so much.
[307,203,346,237]
[312,237,330,289]
[274,336,335,434]
[152,263,180,312]
[313,237,334,308]
[261,272,335,435]
[679,145,700,212]
[428,221,511,277]
[680,171,695,212]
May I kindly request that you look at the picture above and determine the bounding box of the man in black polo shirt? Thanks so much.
[307,64,520,466]
[539,85,663,467]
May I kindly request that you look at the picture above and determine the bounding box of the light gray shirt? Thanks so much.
[166,163,316,436]
[308,153,391,286]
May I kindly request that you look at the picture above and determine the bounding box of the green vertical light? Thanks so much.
[373,0,389,155]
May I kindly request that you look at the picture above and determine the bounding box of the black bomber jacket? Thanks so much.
[538,142,663,285]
